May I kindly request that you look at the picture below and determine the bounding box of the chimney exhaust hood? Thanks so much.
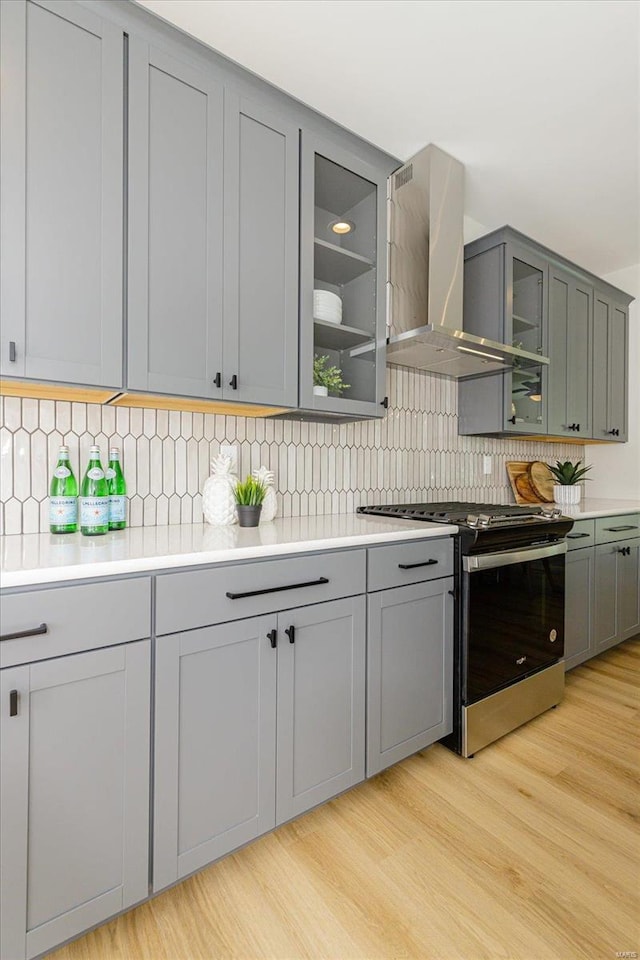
[386,145,549,379]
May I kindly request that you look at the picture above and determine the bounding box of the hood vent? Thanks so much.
[386,145,548,379]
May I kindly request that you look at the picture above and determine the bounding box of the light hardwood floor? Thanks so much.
[52,638,639,960]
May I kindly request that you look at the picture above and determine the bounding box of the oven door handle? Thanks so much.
[463,540,567,573]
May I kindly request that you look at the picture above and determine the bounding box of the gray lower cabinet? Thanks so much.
[366,579,453,776]
[0,640,150,960]
[595,538,640,654]
[592,288,629,442]
[276,597,366,823]
[153,616,277,892]
[153,595,366,890]
[564,547,596,670]
[0,0,123,387]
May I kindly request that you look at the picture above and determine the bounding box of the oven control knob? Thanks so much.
[549,629,557,642]
[541,506,562,519]
[516,656,527,665]
[466,514,480,528]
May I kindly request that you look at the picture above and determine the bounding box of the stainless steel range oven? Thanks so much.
[357,502,574,756]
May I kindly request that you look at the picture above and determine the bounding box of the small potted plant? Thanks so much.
[313,355,350,397]
[547,459,592,506]
[234,476,267,527]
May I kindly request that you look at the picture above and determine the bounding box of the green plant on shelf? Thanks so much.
[234,476,267,506]
[547,460,592,485]
[313,355,350,395]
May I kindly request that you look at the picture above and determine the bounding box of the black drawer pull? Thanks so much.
[267,629,277,649]
[567,533,590,539]
[1,622,48,642]
[398,559,438,570]
[226,577,329,600]
[617,546,631,557]
[9,690,19,717]
[604,525,637,532]
[285,625,295,644]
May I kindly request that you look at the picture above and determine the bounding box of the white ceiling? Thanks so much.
[139,0,640,277]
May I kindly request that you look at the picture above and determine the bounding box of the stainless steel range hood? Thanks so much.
[386,145,549,378]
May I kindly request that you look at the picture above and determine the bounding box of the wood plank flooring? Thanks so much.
[52,638,639,960]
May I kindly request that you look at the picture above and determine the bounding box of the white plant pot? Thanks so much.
[313,385,328,396]
[553,484,581,506]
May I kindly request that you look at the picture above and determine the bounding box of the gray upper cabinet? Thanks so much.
[547,266,593,439]
[592,288,629,442]
[127,41,224,399]
[1,640,150,960]
[459,226,632,441]
[0,0,123,387]
[223,96,299,408]
[299,133,388,419]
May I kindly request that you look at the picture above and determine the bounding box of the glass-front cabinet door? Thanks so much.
[504,244,548,433]
[299,133,387,417]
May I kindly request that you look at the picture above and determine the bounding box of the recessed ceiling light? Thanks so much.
[330,219,355,235]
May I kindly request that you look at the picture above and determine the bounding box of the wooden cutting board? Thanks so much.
[506,461,555,504]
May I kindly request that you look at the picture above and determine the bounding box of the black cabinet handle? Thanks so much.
[508,415,517,425]
[226,577,328,600]
[267,629,277,649]
[213,372,221,388]
[9,690,19,717]
[9,341,17,362]
[567,532,590,539]
[229,374,238,390]
[617,546,631,556]
[607,428,620,437]
[1,622,48,642]
[398,559,438,570]
[285,625,295,644]
[380,396,389,409]
[604,525,637,532]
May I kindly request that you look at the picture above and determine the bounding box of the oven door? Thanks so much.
[462,541,566,704]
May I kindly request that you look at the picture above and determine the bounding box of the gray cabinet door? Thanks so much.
[367,578,453,776]
[0,0,123,387]
[223,96,299,407]
[128,41,224,399]
[593,290,628,442]
[594,539,639,654]
[548,266,592,438]
[564,547,595,670]
[276,597,366,823]
[0,641,150,960]
[153,617,277,892]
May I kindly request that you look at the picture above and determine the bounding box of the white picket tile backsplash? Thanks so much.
[0,367,582,535]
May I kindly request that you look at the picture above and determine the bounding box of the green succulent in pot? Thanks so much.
[547,460,592,485]
[234,476,267,527]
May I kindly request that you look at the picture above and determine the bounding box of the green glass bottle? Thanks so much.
[80,445,109,536]
[49,445,78,534]
[106,447,127,530]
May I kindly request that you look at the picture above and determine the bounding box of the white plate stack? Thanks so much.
[313,290,342,325]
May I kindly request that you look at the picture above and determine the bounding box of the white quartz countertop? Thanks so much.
[0,514,458,589]
[556,498,640,519]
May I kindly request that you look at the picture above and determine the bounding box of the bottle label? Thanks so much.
[105,467,116,480]
[50,497,77,525]
[87,467,105,480]
[80,497,109,527]
[54,466,71,479]
[109,495,126,523]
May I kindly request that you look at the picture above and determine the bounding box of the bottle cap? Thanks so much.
[59,445,69,453]
[109,448,120,458]
[89,445,100,454]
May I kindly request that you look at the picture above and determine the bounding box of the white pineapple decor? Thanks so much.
[253,466,277,522]
[203,453,238,526]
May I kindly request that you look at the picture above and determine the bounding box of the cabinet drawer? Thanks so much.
[595,514,640,544]
[566,519,595,551]
[156,550,366,635]
[0,578,151,668]
[367,538,454,592]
